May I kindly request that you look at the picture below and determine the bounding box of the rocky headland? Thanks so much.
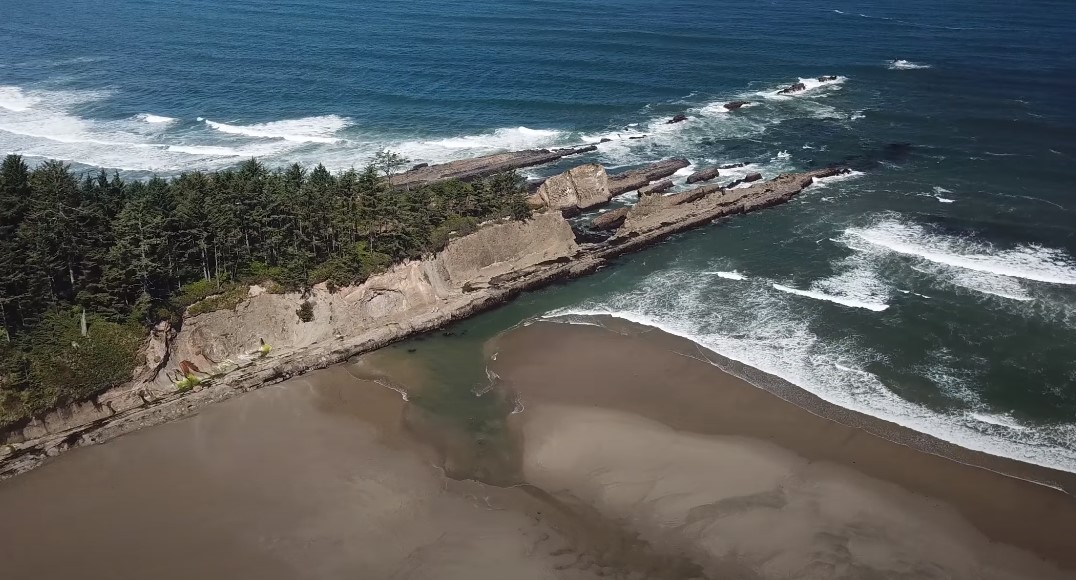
[0,148,847,478]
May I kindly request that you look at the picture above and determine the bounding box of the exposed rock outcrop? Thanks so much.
[686,166,721,184]
[720,162,745,170]
[723,101,750,111]
[590,207,629,231]
[611,167,842,244]
[637,179,673,196]
[723,171,763,189]
[667,114,688,124]
[525,164,611,214]
[388,145,597,189]
[778,82,807,95]
[818,75,838,82]
[608,158,691,195]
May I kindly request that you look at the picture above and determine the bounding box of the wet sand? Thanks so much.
[0,366,619,580]
[1,319,1075,579]
[489,319,1076,578]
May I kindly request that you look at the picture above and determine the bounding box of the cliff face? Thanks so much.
[2,212,578,454]
[162,211,577,390]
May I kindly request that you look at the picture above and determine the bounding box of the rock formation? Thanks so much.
[724,101,750,111]
[720,162,745,169]
[590,207,629,231]
[818,75,838,82]
[608,158,691,195]
[686,166,721,184]
[388,145,596,189]
[637,179,673,196]
[667,114,688,124]
[777,82,807,95]
[525,164,612,214]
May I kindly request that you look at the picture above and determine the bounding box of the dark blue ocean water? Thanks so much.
[3,0,1076,470]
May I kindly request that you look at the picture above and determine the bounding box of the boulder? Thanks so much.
[686,166,721,184]
[638,179,674,196]
[590,207,629,231]
[410,162,429,170]
[723,101,750,111]
[719,163,746,169]
[818,75,838,82]
[599,138,612,143]
[526,164,612,213]
[667,114,688,124]
[628,135,648,140]
[777,82,807,95]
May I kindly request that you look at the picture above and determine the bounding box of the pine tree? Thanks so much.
[0,155,32,339]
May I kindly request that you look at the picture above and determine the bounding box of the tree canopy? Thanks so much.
[0,154,530,430]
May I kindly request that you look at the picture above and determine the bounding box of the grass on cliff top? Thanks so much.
[0,310,143,431]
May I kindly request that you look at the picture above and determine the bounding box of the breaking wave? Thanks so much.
[543,266,1076,473]
[203,115,350,143]
[137,113,176,124]
[844,218,1076,286]
[888,59,932,70]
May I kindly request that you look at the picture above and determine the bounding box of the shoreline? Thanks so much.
[0,160,840,479]
[542,314,1076,490]
[488,319,1076,573]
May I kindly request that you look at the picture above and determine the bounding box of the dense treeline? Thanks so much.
[0,153,529,429]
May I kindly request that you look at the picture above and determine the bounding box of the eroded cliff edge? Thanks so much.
[0,158,842,478]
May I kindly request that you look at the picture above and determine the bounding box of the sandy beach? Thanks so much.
[487,319,1076,578]
[1,319,1074,579]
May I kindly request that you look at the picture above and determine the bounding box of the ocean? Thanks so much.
[3,0,1076,471]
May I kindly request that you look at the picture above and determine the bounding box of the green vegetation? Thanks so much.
[0,153,530,430]
[296,300,315,323]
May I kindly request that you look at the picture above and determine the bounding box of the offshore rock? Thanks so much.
[667,114,688,124]
[724,101,750,111]
[778,82,807,95]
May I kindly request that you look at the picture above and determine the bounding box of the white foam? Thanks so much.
[138,113,176,124]
[773,284,890,311]
[0,86,39,112]
[969,412,1028,431]
[888,59,932,70]
[845,218,1076,286]
[714,271,747,281]
[761,76,848,101]
[203,115,349,143]
[544,267,1076,473]
[809,169,865,188]
[935,196,956,203]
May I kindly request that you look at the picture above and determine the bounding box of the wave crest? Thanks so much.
[203,115,351,143]
[888,59,932,70]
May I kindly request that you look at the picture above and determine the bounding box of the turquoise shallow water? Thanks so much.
[3,0,1076,470]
